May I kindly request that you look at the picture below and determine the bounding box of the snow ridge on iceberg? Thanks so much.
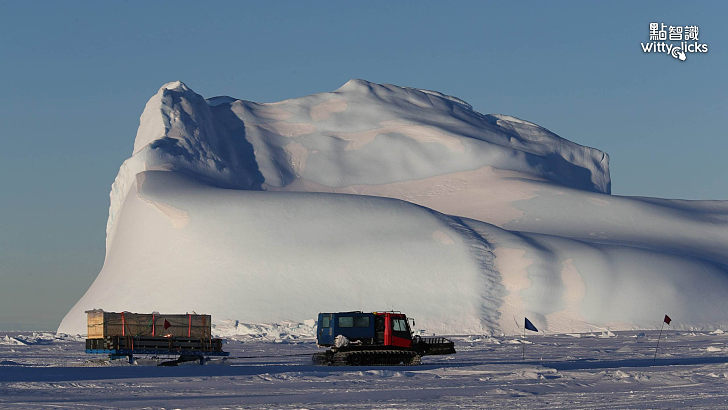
[105,79,609,252]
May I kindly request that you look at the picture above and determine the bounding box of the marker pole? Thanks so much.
[522,325,526,360]
[653,321,665,362]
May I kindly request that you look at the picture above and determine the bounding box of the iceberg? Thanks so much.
[57,80,728,336]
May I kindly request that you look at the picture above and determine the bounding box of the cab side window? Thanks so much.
[392,318,409,335]
[393,319,403,331]
[354,316,370,328]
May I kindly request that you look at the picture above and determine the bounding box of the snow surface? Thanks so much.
[58,80,728,336]
[3,331,728,407]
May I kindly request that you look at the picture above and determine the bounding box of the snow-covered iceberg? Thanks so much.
[58,80,728,336]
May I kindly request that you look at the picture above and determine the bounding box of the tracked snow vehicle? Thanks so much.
[313,311,455,366]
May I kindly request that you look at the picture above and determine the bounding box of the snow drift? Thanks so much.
[58,80,728,336]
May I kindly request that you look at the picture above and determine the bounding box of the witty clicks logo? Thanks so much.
[641,23,708,62]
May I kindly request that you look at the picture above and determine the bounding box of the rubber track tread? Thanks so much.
[324,350,421,366]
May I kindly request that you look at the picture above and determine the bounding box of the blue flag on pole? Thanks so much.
[525,318,538,332]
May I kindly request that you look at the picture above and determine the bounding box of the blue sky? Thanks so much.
[1,1,726,330]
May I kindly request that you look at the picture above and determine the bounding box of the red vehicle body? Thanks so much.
[381,312,412,348]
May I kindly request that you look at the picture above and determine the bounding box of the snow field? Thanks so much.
[3,331,728,408]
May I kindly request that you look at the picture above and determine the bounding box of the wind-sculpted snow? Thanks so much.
[59,80,728,336]
[64,171,502,335]
[104,79,610,252]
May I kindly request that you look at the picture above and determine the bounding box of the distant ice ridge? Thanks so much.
[59,80,728,336]
[0,333,84,345]
[213,319,317,342]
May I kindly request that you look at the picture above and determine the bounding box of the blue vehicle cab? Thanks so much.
[317,311,376,346]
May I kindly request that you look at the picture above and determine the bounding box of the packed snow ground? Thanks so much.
[3,330,728,408]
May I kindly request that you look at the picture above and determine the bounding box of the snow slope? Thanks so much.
[58,80,728,335]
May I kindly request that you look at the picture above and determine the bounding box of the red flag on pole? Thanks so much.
[164,319,171,329]
[664,315,671,325]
